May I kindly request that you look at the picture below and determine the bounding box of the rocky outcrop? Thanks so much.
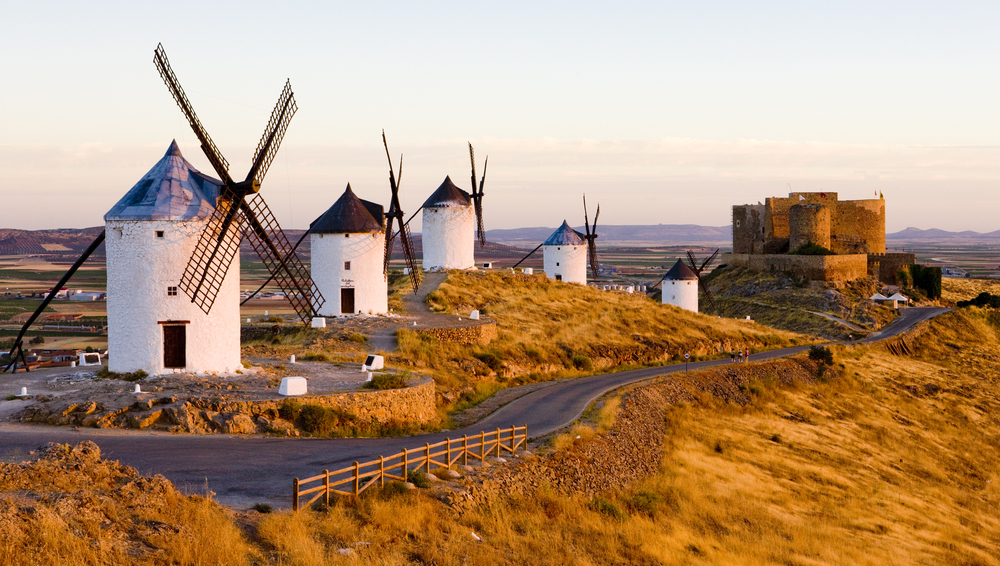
[18,375,436,434]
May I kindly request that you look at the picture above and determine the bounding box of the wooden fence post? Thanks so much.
[353,462,360,495]
[480,431,486,466]
[463,435,468,466]
[379,455,385,487]
[323,470,330,507]
[445,437,451,467]
[292,478,299,511]
[403,449,408,480]
[496,428,501,457]
[425,443,431,473]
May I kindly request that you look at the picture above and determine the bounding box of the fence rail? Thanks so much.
[293,425,527,511]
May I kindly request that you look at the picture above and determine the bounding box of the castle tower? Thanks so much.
[421,176,475,270]
[542,221,587,285]
[789,203,831,251]
[309,184,386,316]
[662,259,698,313]
[104,141,241,375]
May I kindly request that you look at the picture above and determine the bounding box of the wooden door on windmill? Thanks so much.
[163,325,186,368]
[341,288,355,314]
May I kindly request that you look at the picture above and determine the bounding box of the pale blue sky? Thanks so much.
[2,1,999,232]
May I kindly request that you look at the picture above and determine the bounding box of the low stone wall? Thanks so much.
[723,253,868,282]
[415,321,497,345]
[20,375,437,433]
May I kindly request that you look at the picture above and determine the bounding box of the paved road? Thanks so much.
[0,307,949,509]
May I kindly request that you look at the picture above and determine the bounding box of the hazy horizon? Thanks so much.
[4,2,1000,233]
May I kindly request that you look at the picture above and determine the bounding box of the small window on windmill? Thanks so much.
[344,234,350,238]
[556,262,560,266]
[167,286,178,296]
[736,220,741,228]
[155,230,164,238]
[344,261,351,271]
[556,275,562,281]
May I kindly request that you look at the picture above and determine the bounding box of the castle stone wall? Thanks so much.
[732,204,766,254]
[867,252,915,285]
[831,199,885,254]
[722,253,868,282]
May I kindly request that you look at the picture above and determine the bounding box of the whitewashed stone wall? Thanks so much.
[543,244,588,285]
[105,219,241,375]
[311,231,387,316]
[662,279,699,313]
[421,206,475,270]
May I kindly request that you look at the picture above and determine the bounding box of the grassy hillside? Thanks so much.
[703,266,898,339]
[5,308,997,564]
[395,270,808,396]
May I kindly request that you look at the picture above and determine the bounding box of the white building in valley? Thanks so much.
[421,176,475,271]
[662,259,699,313]
[542,221,588,285]
[309,184,387,316]
[104,141,241,375]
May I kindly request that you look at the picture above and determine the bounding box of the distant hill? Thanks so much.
[486,224,732,245]
[887,227,1000,240]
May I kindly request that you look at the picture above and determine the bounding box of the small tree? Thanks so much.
[29,335,45,345]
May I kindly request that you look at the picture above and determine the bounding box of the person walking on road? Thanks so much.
[737,349,743,363]
[731,350,736,363]
[744,348,750,362]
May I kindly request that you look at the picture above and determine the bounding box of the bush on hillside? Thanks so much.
[808,345,834,366]
[957,292,1000,309]
[909,265,942,300]
[788,241,836,256]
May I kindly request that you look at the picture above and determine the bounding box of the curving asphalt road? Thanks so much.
[0,307,949,509]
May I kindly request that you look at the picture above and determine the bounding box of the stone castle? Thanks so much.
[724,192,913,284]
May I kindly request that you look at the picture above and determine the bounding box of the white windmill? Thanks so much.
[309,185,387,316]
[104,141,241,374]
[542,221,588,284]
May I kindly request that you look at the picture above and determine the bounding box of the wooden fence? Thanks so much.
[293,425,527,511]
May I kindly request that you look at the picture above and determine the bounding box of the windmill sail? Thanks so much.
[154,43,324,322]
[583,195,600,279]
[382,131,419,292]
[469,143,488,246]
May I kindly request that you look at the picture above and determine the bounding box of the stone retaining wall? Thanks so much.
[723,253,868,282]
[415,321,497,345]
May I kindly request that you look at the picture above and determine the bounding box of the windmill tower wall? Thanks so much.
[421,206,475,270]
[311,232,387,316]
[543,244,588,285]
[105,219,241,375]
[662,279,698,313]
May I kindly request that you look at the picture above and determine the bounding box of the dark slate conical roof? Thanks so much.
[105,140,223,221]
[422,176,471,208]
[543,220,586,246]
[664,259,698,281]
[310,184,384,234]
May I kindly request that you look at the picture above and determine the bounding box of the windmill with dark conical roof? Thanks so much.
[541,220,589,284]
[309,184,387,316]
[421,176,476,270]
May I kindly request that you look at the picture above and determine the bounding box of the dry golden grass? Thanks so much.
[941,276,1000,305]
[246,308,999,565]
[393,270,807,396]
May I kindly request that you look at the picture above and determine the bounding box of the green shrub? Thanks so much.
[362,373,409,390]
[571,354,594,371]
[626,491,662,517]
[473,351,504,371]
[589,496,628,522]
[299,352,331,362]
[278,398,301,422]
[407,470,431,488]
[298,404,356,435]
[95,367,148,382]
[808,345,834,365]
[251,503,273,513]
[788,241,835,256]
[957,292,1000,309]
[908,264,942,299]
[29,335,45,345]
